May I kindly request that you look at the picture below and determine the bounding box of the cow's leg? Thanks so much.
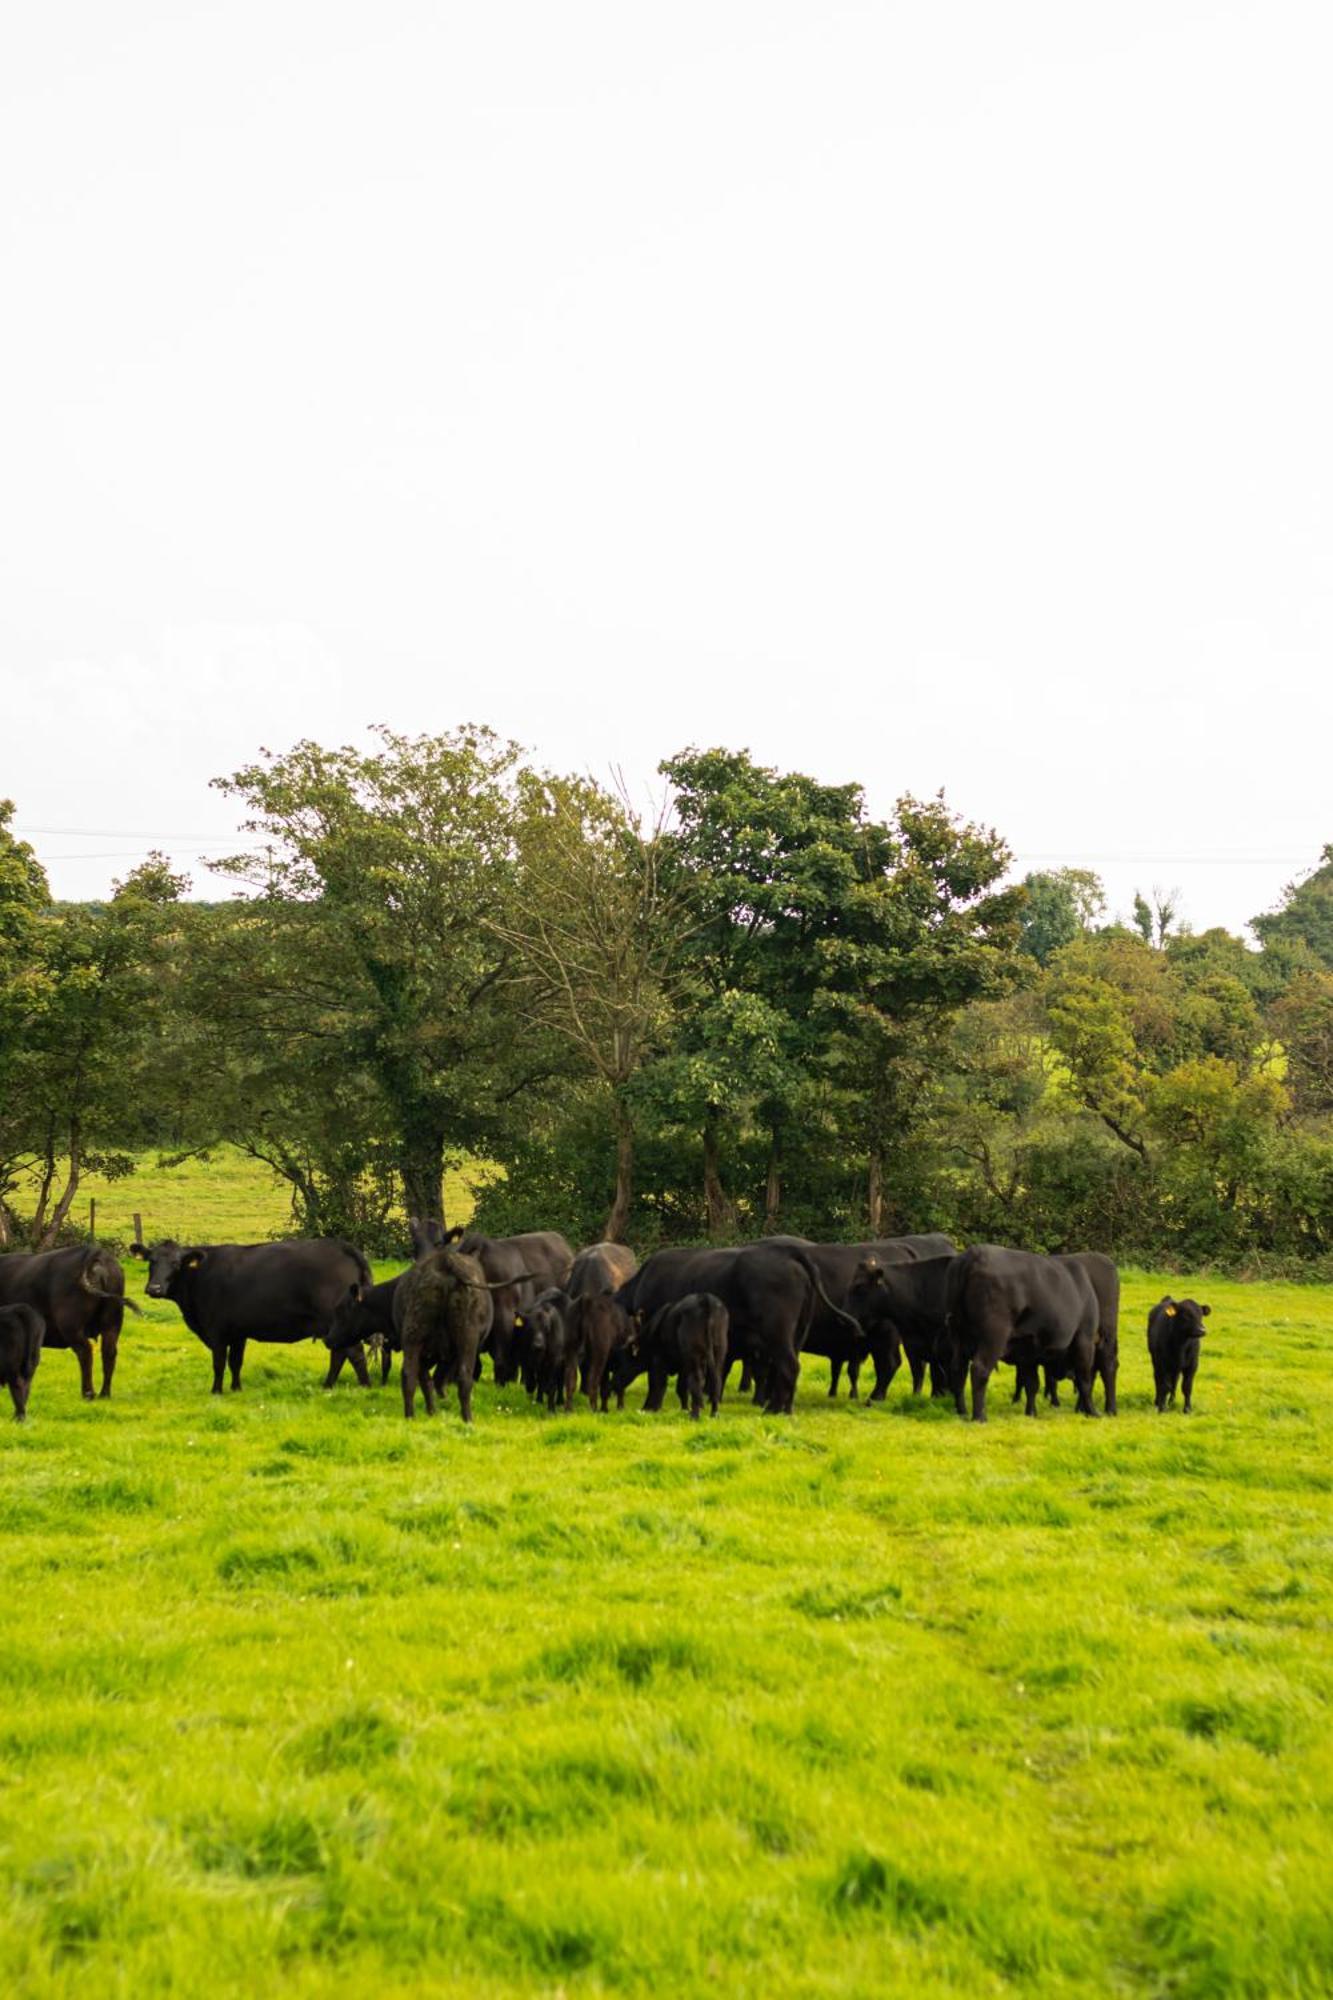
[908,1353,926,1396]
[210,1339,227,1395]
[401,1344,419,1418]
[687,1367,703,1419]
[585,1348,604,1411]
[456,1354,474,1424]
[98,1324,119,1399]
[846,1353,861,1401]
[10,1378,25,1421]
[73,1337,96,1401]
[1181,1357,1197,1414]
[420,1360,439,1416]
[737,1359,753,1396]
[348,1341,371,1388]
[644,1364,667,1413]
[969,1351,999,1423]
[1070,1336,1099,1418]
[1099,1339,1119,1416]
[1016,1354,1039,1417]
[324,1348,347,1389]
[828,1355,843,1398]
[1011,1372,1023,1402]
[228,1338,246,1391]
[1045,1367,1060,1406]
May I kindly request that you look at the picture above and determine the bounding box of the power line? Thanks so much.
[15,824,240,841]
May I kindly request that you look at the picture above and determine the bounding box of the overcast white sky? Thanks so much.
[2,2,1329,936]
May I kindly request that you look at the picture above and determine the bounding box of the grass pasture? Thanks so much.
[21,1145,490,1248]
[1,1265,1331,1997]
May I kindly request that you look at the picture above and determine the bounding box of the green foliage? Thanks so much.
[1253,843,1333,967]
[1017,867,1106,964]
[1,1265,1330,1996]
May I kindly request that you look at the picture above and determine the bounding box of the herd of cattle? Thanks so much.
[0,1221,1212,1426]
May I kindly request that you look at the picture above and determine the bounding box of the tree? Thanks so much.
[1017,868,1105,964]
[1253,845,1333,969]
[1270,971,1333,1117]
[0,850,186,1247]
[213,727,550,1221]
[485,776,690,1241]
[660,754,1024,1233]
[1132,887,1181,948]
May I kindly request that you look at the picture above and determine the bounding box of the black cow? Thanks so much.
[1019,1253,1120,1414]
[945,1245,1100,1423]
[418,1226,574,1384]
[566,1241,638,1300]
[846,1254,958,1398]
[0,1303,44,1421]
[326,1274,403,1386]
[0,1244,141,1400]
[616,1242,859,1414]
[756,1235,956,1399]
[394,1248,514,1422]
[520,1288,580,1411]
[131,1237,372,1394]
[567,1290,634,1410]
[1148,1296,1210,1412]
[630,1293,728,1418]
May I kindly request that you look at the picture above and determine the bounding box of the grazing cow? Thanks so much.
[0,1244,141,1400]
[1148,1296,1210,1413]
[944,1245,1100,1423]
[0,1303,44,1421]
[131,1236,372,1394]
[846,1254,958,1398]
[394,1248,519,1421]
[755,1235,956,1398]
[630,1293,728,1418]
[325,1274,403,1386]
[566,1241,638,1300]
[616,1242,859,1414]
[410,1224,574,1384]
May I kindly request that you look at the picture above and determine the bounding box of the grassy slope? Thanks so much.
[26,1146,487,1246]
[1,1258,1331,1996]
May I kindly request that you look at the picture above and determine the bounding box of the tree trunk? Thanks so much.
[764,1127,782,1230]
[703,1112,737,1241]
[400,1130,446,1229]
[604,1103,634,1243]
[867,1145,884,1238]
[37,1121,82,1251]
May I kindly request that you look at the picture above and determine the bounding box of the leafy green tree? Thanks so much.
[660,754,1024,1233]
[485,776,690,1240]
[0,849,185,1247]
[214,727,552,1222]
[1253,844,1333,968]
[1017,868,1105,964]
[1270,971,1333,1117]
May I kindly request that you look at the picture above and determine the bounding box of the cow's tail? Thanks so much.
[80,1266,143,1316]
[784,1247,862,1340]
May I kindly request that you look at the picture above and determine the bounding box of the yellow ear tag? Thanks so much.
[1164,1304,1177,1317]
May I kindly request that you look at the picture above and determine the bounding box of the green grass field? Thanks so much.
[25,1145,489,1248]
[2,1236,1331,1995]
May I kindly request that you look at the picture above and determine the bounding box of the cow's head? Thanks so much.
[1158,1297,1211,1339]
[327,1280,372,1352]
[130,1238,206,1299]
[408,1216,450,1262]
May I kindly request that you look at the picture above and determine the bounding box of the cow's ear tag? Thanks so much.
[1164,1303,1177,1317]
[185,1252,204,1271]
